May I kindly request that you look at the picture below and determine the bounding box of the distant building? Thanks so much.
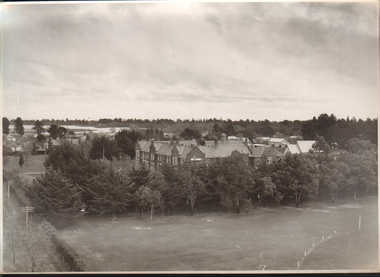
[285,140,316,154]
[136,134,295,170]
[268,138,289,148]
[136,133,317,170]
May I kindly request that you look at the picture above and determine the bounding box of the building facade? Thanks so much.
[135,134,311,170]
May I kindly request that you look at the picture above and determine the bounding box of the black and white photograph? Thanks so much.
[1,0,379,273]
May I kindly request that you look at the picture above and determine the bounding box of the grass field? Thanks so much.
[57,197,378,272]
[3,154,46,178]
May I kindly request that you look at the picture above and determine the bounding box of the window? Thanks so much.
[267,157,273,164]
[150,153,155,160]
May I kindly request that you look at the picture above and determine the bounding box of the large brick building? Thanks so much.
[135,134,314,170]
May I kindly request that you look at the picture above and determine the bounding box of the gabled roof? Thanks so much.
[176,145,193,157]
[287,144,300,154]
[296,140,316,153]
[140,141,151,152]
[152,141,166,152]
[249,146,265,157]
[156,143,174,156]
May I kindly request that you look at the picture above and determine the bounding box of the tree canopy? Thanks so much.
[28,169,85,218]
[32,120,45,136]
[15,117,24,136]
[3,117,10,135]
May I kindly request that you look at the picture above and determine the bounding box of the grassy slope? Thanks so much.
[58,197,378,272]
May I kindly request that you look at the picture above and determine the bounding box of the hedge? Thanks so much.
[8,182,88,272]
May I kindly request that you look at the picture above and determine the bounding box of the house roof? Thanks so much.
[268,138,288,144]
[249,146,265,157]
[176,145,193,157]
[139,141,151,152]
[287,144,300,154]
[156,143,174,156]
[296,140,316,153]
[263,147,279,157]
[204,140,215,146]
[199,144,251,158]
[274,146,287,156]
[177,139,197,146]
[252,143,268,148]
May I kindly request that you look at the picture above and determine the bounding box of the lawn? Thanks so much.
[4,154,46,177]
[57,197,378,272]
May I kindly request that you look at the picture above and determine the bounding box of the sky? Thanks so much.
[1,1,379,121]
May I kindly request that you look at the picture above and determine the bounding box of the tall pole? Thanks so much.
[103,147,105,159]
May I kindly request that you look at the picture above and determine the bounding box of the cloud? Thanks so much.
[2,2,378,121]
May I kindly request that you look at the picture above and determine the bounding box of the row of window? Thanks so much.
[137,151,277,167]
[137,151,184,165]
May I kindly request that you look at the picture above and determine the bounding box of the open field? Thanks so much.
[57,197,378,272]
[3,154,46,178]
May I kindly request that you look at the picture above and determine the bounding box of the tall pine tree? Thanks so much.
[28,169,85,218]
[84,167,133,217]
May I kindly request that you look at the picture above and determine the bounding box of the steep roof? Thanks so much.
[296,140,316,153]
[139,141,152,152]
[287,144,300,154]
[249,146,265,157]
[176,145,194,158]
[136,140,149,149]
[156,143,173,156]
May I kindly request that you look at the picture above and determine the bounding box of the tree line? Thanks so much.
[3,114,378,149]
[22,136,377,221]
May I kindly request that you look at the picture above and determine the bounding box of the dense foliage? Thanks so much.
[10,113,377,148]
[3,117,10,134]
[15,117,24,136]
[27,169,85,218]
[8,113,376,220]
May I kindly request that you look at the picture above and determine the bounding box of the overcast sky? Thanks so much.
[1,1,379,121]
